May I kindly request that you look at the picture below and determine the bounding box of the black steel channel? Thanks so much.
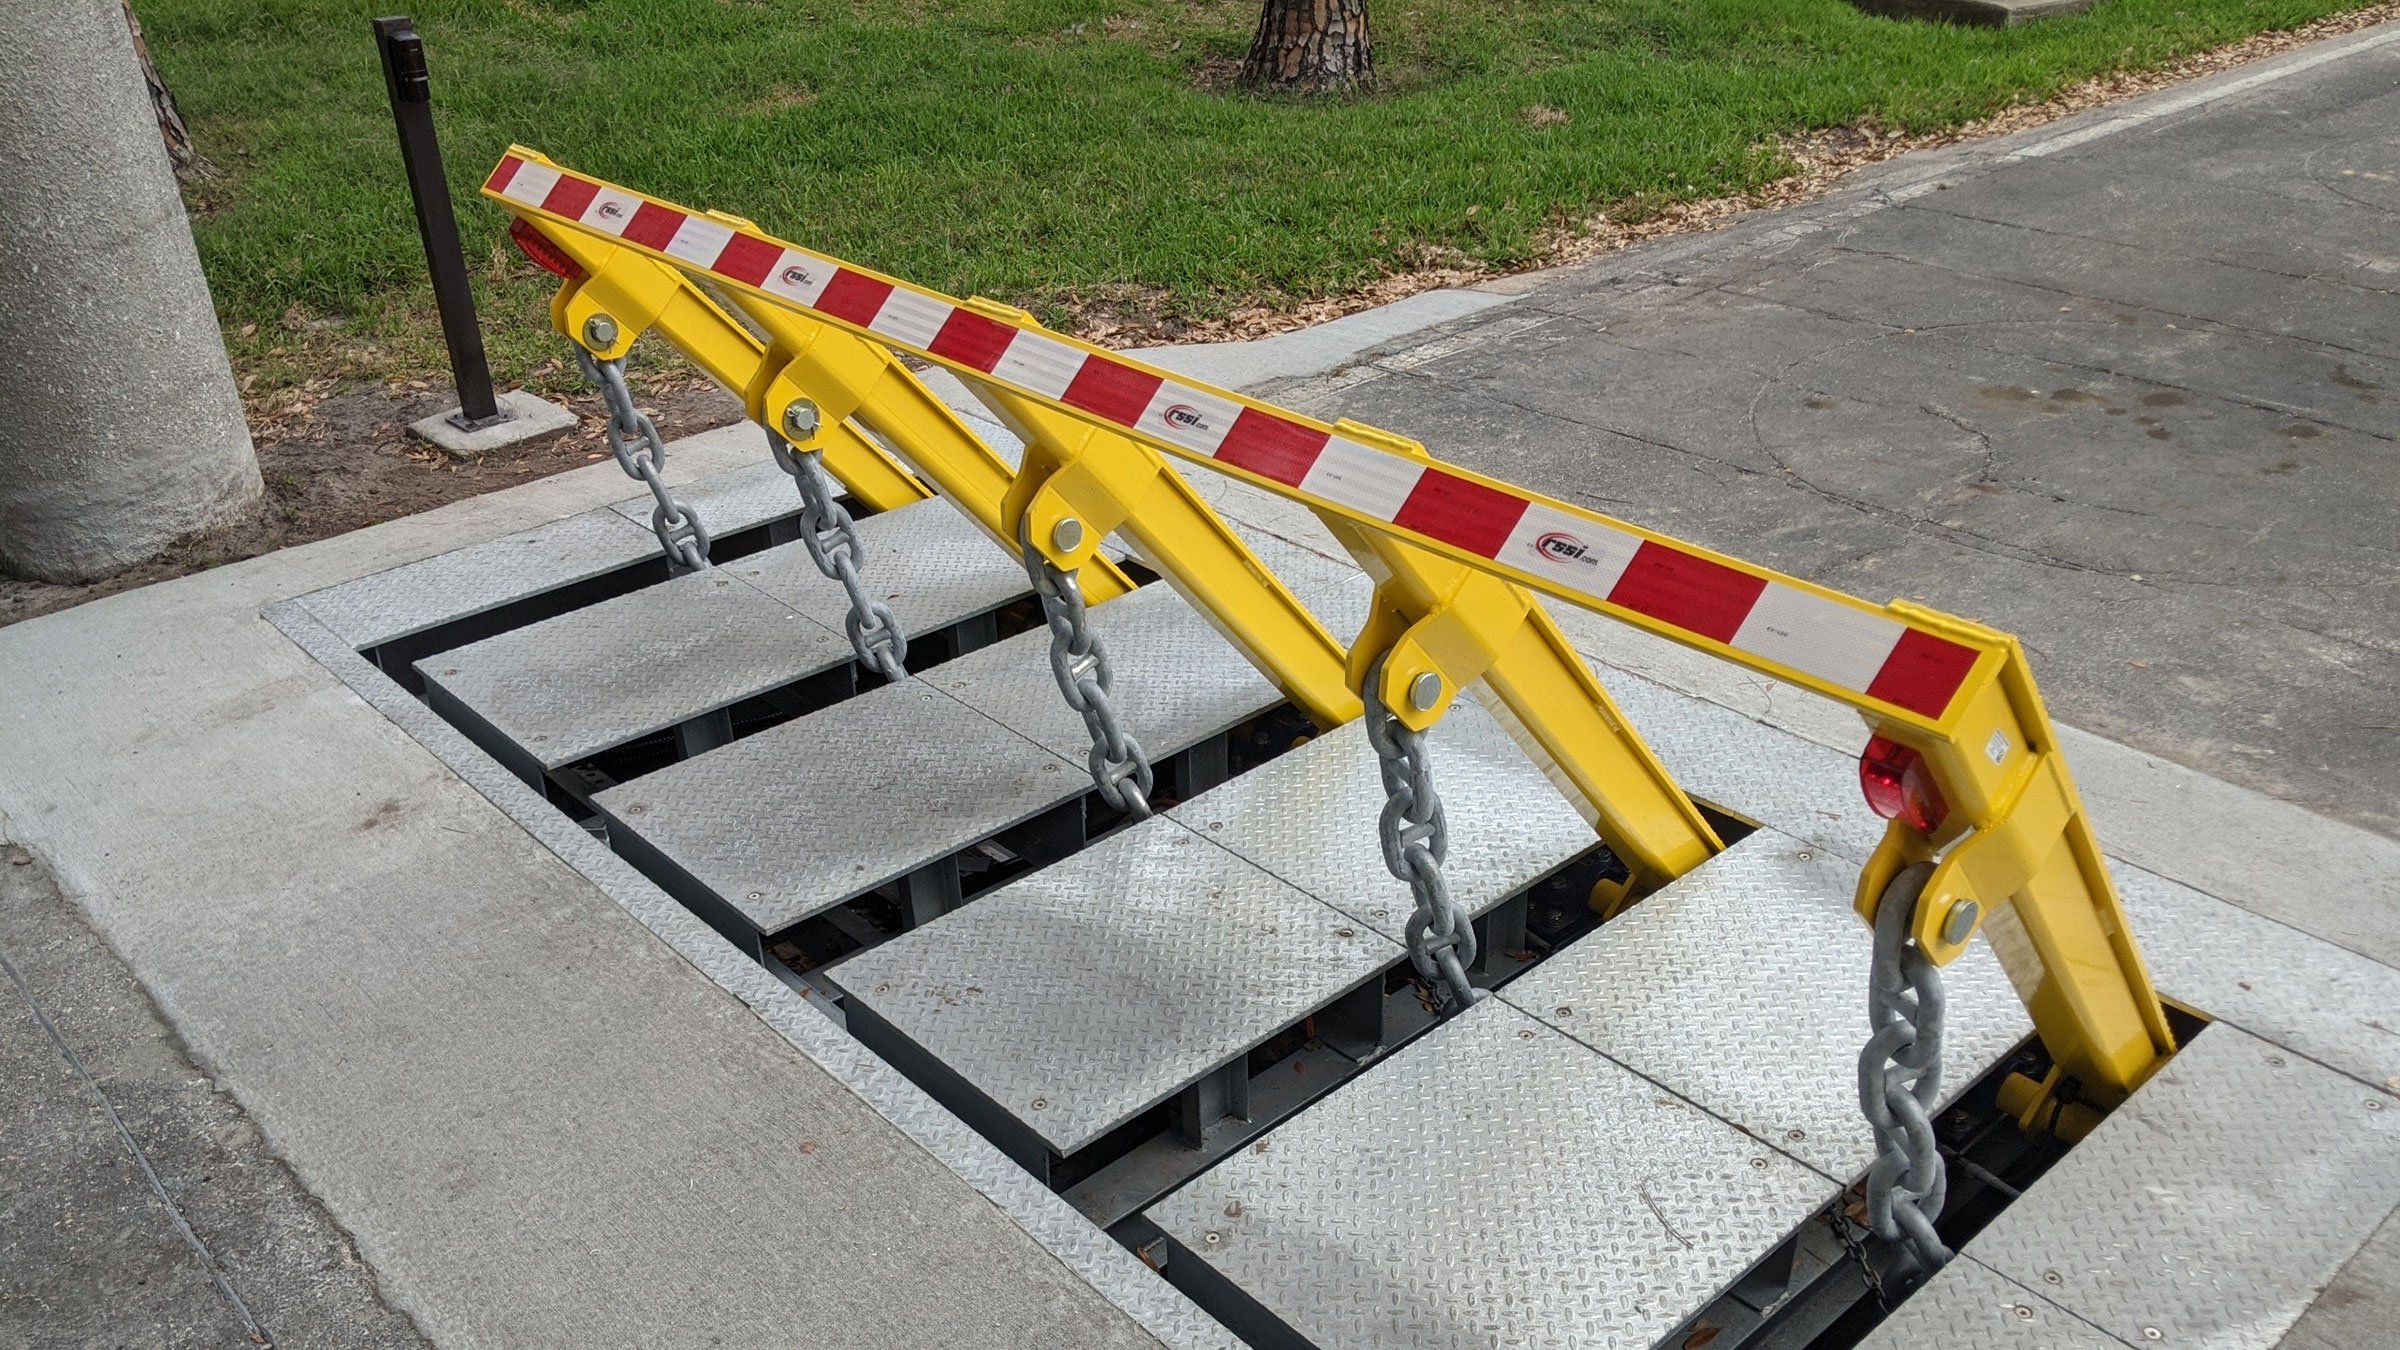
[372,15,502,429]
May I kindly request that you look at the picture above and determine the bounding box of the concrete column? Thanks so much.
[0,0,262,584]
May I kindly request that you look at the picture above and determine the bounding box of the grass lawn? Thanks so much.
[152,0,2369,396]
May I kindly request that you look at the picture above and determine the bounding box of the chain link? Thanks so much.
[577,349,712,573]
[1016,522,1154,818]
[1831,1201,1894,1315]
[767,430,909,682]
[1858,861,1952,1275]
[1361,654,1486,1014]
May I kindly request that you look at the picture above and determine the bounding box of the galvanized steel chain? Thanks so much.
[766,409,908,683]
[576,342,711,572]
[1017,520,1154,818]
[1362,654,1485,1014]
[1858,861,1952,1275]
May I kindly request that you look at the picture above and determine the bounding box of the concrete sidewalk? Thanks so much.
[5,19,2399,1350]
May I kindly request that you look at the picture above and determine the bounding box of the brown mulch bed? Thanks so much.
[0,378,741,628]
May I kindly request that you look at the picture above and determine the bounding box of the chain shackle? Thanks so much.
[766,431,909,683]
[1858,861,1953,1275]
[1017,520,1154,818]
[577,348,712,572]
[1362,654,1484,1013]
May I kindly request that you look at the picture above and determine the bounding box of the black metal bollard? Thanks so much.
[372,15,503,429]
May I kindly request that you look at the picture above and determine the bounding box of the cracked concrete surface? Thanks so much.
[1262,28,2400,840]
[1,845,430,1349]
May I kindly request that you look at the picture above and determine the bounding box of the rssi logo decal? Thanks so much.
[780,265,813,287]
[1161,404,1210,433]
[1534,531,1601,568]
[597,201,626,221]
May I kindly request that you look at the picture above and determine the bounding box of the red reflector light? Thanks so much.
[1860,735,1949,834]
[509,217,584,281]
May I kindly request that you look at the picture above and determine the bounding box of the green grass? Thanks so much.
[151,0,2363,393]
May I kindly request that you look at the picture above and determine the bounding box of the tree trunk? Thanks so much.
[1241,0,1373,94]
[0,0,261,582]
[120,1,211,180]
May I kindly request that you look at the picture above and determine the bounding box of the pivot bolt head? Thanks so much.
[1941,898,1981,945]
[781,400,822,441]
[1051,517,1086,552]
[582,314,619,348]
[1408,671,1443,712]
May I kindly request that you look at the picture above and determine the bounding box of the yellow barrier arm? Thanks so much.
[485,148,2172,1121]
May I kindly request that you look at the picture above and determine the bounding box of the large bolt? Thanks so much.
[1051,517,1086,552]
[781,399,822,441]
[1941,898,1981,945]
[1408,672,1443,712]
[583,314,619,349]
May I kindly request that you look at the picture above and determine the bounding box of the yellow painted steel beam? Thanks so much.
[484,148,2175,1122]
[526,219,930,514]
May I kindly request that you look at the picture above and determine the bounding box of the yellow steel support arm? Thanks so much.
[1323,421,1722,894]
[484,149,2174,1127]
[526,216,931,515]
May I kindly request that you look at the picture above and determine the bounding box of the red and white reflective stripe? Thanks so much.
[487,154,1985,720]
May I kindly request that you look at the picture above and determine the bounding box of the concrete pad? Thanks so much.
[406,389,578,458]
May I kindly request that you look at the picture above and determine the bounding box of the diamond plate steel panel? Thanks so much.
[730,497,1033,637]
[1965,1023,2400,1350]
[609,456,802,538]
[1215,526,1360,606]
[1604,671,1889,865]
[1502,830,2033,1182]
[417,570,852,768]
[1171,697,1591,942]
[592,678,1080,933]
[830,820,1402,1155]
[1857,1257,2131,1350]
[927,582,1283,763]
[2113,861,2400,1095]
[297,508,659,648]
[1147,998,1832,1350]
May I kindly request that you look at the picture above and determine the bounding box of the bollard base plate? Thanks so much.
[408,389,578,458]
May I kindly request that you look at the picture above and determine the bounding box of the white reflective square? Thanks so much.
[663,215,735,268]
[1498,503,1641,604]
[1135,383,1243,458]
[499,161,561,207]
[1301,436,1423,521]
[578,187,645,237]
[1730,584,1904,693]
[990,331,1086,401]
[759,249,837,307]
[869,288,955,351]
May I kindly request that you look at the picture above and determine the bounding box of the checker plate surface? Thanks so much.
[1605,671,1888,864]
[1964,1023,2400,1350]
[1502,831,2032,1182]
[830,820,1401,1155]
[1147,998,1831,1350]
[927,582,1283,763]
[298,508,658,647]
[2114,861,2400,1093]
[592,679,1079,932]
[1171,697,1591,941]
[1856,1258,2127,1350]
[729,497,1033,637]
[418,570,851,768]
